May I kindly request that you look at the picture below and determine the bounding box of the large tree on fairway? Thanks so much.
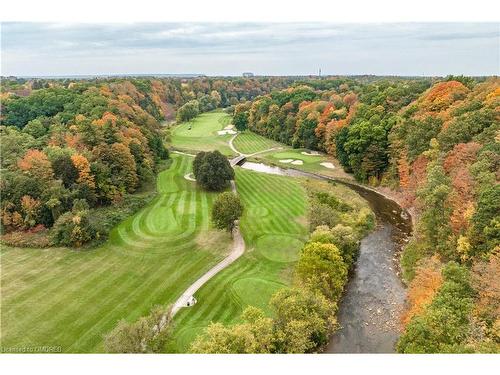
[193,151,234,191]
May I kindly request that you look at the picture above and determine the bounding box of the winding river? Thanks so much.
[240,161,413,353]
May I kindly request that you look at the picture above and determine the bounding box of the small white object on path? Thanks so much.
[320,162,335,169]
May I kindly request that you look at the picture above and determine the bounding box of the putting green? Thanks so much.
[256,234,303,263]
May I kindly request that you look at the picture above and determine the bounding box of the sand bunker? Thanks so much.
[291,160,304,165]
[217,129,237,135]
[301,151,320,156]
[279,159,294,163]
[184,173,196,181]
[320,162,335,169]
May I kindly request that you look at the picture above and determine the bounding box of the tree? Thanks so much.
[417,159,453,258]
[51,153,79,188]
[296,242,348,302]
[190,307,274,354]
[212,192,243,231]
[104,305,172,353]
[176,100,200,122]
[271,287,335,353]
[71,154,95,189]
[18,149,54,182]
[193,151,234,191]
[397,262,474,353]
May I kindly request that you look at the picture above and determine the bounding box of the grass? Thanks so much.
[170,111,236,156]
[232,131,282,155]
[0,154,232,353]
[167,168,309,352]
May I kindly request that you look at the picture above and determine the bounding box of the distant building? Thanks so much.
[242,72,254,78]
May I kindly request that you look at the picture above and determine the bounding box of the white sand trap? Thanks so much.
[217,129,237,135]
[184,173,196,181]
[320,162,335,169]
[279,159,294,163]
[301,151,320,156]
[291,160,304,165]
[224,124,235,130]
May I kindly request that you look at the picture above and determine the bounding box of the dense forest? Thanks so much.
[0,76,295,247]
[234,76,500,352]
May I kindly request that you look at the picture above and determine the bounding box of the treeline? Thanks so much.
[0,76,294,247]
[236,76,499,353]
[190,180,374,353]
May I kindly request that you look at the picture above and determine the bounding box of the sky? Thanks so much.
[1,22,499,77]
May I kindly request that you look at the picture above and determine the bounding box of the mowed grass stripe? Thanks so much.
[232,131,281,154]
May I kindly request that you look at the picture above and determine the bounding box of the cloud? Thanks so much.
[1,22,498,76]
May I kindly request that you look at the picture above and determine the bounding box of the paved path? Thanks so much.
[169,179,243,318]
[171,150,196,157]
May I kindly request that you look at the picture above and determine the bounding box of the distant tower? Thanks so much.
[319,68,321,78]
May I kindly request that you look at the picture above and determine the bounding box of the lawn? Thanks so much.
[0,154,232,353]
[231,131,282,155]
[170,111,236,156]
[167,168,309,352]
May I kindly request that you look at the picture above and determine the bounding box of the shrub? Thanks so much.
[51,209,95,247]
[309,202,339,230]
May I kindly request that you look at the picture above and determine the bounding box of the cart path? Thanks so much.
[169,180,243,318]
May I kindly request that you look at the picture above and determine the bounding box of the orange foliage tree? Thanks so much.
[402,256,443,326]
[71,154,95,189]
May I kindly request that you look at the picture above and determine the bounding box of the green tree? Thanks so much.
[212,192,243,231]
[193,151,234,191]
[271,287,336,353]
[417,160,453,258]
[104,305,172,353]
[296,242,348,302]
[190,307,274,354]
[176,100,200,122]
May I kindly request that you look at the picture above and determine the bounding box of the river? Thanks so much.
[240,161,413,353]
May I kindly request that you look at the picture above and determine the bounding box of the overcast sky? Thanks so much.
[2,22,499,76]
